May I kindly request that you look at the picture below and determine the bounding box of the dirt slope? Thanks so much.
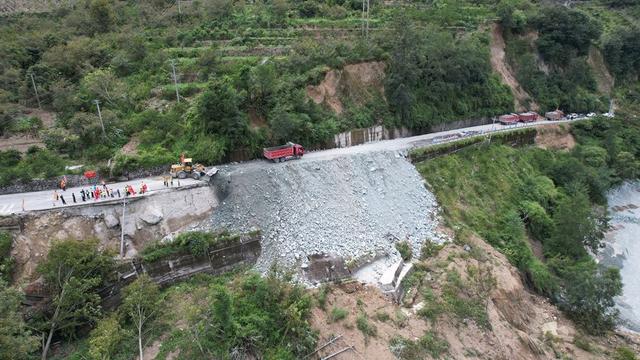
[306,61,386,114]
[535,124,576,151]
[587,46,615,96]
[310,234,640,359]
[490,24,539,112]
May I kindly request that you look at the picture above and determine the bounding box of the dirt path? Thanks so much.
[489,23,538,112]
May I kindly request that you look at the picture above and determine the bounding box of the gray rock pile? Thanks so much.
[205,151,447,283]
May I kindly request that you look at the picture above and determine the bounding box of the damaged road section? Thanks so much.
[206,151,447,284]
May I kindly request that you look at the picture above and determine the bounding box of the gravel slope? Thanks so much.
[205,151,447,282]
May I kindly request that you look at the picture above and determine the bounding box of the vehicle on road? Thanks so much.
[587,112,596,118]
[499,113,519,125]
[518,112,539,123]
[170,156,207,179]
[264,142,304,162]
[545,110,564,121]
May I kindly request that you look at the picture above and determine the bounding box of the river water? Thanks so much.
[602,182,640,332]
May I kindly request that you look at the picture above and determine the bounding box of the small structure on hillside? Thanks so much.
[545,110,564,121]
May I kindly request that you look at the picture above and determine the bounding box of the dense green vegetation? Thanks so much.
[417,117,640,334]
[2,0,637,184]
[0,236,316,359]
[139,230,246,262]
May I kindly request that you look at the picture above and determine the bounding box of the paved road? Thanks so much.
[0,117,585,215]
[0,177,200,215]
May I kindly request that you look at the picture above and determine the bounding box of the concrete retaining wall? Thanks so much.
[25,233,262,310]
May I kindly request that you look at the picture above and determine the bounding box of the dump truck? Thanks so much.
[263,142,304,162]
[518,112,538,123]
[170,155,206,179]
[499,113,519,125]
[545,110,564,121]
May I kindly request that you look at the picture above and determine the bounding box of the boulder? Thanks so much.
[104,213,119,228]
[140,207,163,225]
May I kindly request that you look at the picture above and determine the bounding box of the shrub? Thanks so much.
[614,347,638,360]
[316,284,330,310]
[389,332,449,360]
[0,231,14,282]
[329,306,348,323]
[356,314,377,338]
[374,311,390,322]
[395,241,412,262]
[573,335,593,352]
[88,314,130,360]
[421,241,443,259]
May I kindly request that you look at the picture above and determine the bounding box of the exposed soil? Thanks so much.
[489,24,539,112]
[309,233,640,359]
[587,46,615,96]
[535,124,576,151]
[306,61,386,115]
[0,135,45,152]
[0,108,56,152]
[121,136,140,155]
[310,285,428,360]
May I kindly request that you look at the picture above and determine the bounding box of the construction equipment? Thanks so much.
[263,142,304,163]
[170,156,206,180]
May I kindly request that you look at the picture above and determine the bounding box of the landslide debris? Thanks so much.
[206,151,447,283]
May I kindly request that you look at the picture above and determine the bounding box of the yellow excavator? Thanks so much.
[170,155,207,180]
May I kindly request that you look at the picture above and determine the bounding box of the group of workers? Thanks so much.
[52,180,149,207]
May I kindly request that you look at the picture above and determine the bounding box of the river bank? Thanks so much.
[601,181,640,332]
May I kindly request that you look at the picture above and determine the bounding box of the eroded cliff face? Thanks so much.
[10,184,218,281]
[306,61,386,114]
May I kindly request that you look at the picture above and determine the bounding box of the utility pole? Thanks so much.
[362,0,366,37]
[170,59,180,103]
[93,99,106,138]
[361,0,370,38]
[120,196,126,258]
[28,72,41,109]
[366,0,370,38]
[488,117,496,144]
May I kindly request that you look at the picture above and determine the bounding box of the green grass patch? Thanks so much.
[140,231,242,263]
[356,313,377,339]
[389,331,449,360]
[329,306,348,323]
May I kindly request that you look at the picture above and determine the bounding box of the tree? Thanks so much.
[551,259,622,335]
[36,239,115,360]
[533,7,601,66]
[603,28,640,79]
[89,0,115,33]
[0,280,39,360]
[385,15,419,124]
[0,231,14,282]
[247,63,277,119]
[547,186,607,259]
[497,0,528,33]
[121,275,160,360]
[88,314,130,360]
[196,77,248,144]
